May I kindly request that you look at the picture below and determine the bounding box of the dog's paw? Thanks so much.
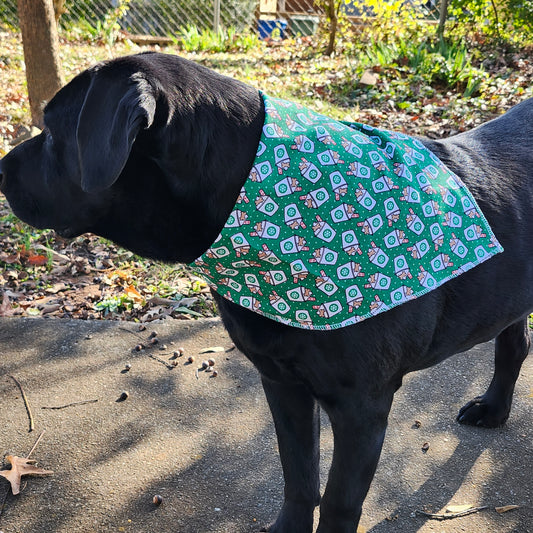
[457,396,510,427]
[259,501,315,533]
[260,520,312,533]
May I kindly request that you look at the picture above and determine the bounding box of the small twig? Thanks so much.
[119,326,146,342]
[416,506,488,520]
[41,399,98,410]
[26,429,46,459]
[9,375,34,432]
[148,353,175,370]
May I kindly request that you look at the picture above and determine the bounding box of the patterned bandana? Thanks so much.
[190,93,503,330]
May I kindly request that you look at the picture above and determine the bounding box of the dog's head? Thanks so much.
[1,55,158,237]
[0,52,263,261]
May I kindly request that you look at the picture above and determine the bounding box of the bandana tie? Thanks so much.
[191,94,503,330]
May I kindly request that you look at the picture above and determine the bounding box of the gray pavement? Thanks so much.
[0,316,531,533]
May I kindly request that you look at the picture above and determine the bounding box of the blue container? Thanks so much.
[258,19,287,39]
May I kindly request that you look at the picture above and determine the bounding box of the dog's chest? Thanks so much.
[192,94,502,330]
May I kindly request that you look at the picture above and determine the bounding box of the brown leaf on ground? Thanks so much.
[0,455,54,495]
[199,346,225,354]
[26,254,48,266]
[0,293,14,317]
[495,505,520,514]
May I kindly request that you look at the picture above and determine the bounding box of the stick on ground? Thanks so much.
[41,399,98,410]
[9,375,34,432]
[415,506,489,520]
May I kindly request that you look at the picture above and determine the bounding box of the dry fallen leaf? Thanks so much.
[495,505,519,514]
[0,293,14,317]
[199,346,225,354]
[446,504,474,513]
[140,305,173,322]
[26,254,48,266]
[0,252,20,264]
[125,284,144,302]
[177,297,198,308]
[0,455,53,495]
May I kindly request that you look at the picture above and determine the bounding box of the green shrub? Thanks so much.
[175,24,261,53]
[363,35,486,97]
[449,0,533,42]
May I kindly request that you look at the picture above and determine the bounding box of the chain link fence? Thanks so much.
[0,1,437,40]
[0,0,321,37]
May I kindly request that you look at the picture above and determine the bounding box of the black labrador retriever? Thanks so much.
[0,52,531,533]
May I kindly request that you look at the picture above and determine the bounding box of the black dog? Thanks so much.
[0,52,531,533]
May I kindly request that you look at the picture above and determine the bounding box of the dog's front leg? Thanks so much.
[316,388,395,533]
[260,376,321,533]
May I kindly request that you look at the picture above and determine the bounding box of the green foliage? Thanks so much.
[403,38,486,96]
[175,25,261,53]
[363,39,483,98]
[0,0,18,28]
[94,294,138,316]
[354,0,429,42]
[341,2,486,98]
[60,0,131,45]
[99,0,131,46]
[448,0,533,42]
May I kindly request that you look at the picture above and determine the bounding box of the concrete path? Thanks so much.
[0,317,531,532]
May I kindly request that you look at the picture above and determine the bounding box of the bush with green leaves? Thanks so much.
[449,0,533,42]
[175,25,261,53]
[0,0,18,27]
[361,36,485,98]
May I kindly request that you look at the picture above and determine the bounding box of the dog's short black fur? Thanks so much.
[0,52,531,532]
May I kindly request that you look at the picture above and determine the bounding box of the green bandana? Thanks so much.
[191,94,503,330]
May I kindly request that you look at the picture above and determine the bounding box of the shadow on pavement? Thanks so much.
[0,317,531,532]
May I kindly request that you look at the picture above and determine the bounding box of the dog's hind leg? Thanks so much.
[260,377,321,533]
[316,387,395,533]
[458,316,530,427]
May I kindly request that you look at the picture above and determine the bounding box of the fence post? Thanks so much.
[214,0,221,32]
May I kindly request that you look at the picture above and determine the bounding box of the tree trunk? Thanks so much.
[324,0,338,56]
[437,0,449,38]
[17,0,64,128]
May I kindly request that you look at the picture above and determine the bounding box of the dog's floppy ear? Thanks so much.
[77,72,156,193]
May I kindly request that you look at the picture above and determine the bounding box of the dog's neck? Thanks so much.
[167,85,265,262]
